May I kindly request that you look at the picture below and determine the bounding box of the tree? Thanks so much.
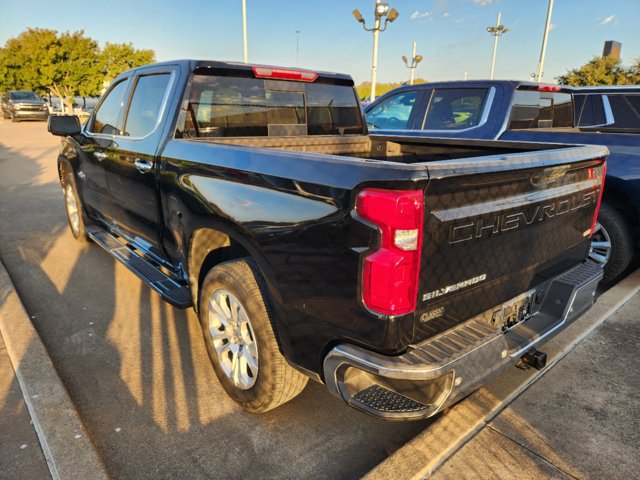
[0,29,156,113]
[356,79,427,100]
[99,43,155,85]
[556,56,634,86]
[49,31,103,112]
[0,28,59,94]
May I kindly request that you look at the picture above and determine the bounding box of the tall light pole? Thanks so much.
[352,1,399,101]
[402,41,423,85]
[486,12,508,80]
[295,30,300,67]
[241,0,248,63]
[535,0,554,81]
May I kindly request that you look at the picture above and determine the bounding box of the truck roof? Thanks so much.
[122,59,355,86]
[373,79,575,95]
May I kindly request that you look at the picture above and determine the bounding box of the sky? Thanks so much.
[1,0,639,85]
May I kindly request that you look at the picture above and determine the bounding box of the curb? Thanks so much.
[363,268,640,480]
[0,259,109,480]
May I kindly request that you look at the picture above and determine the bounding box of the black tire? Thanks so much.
[10,111,18,122]
[199,259,307,413]
[1,109,8,119]
[61,172,89,243]
[596,203,635,284]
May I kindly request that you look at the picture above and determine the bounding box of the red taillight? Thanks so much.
[537,84,562,92]
[252,66,318,82]
[356,189,424,316]
[590,161,607,236]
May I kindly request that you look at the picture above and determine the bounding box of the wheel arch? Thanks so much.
[187,226,295,360]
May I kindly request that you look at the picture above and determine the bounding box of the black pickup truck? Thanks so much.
[48,60,607,420]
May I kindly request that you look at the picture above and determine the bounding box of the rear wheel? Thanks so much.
[199,259,307,413]
[61,172,89,243]
[590,203,635,284]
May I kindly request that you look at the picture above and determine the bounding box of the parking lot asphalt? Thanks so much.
[432,292,640,480]
[0,119,431,479]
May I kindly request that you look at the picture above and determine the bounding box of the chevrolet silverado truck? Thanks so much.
[365,80,639,284]
[48,61,607,420]
[1,90,49,122]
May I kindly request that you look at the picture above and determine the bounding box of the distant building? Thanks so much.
[603,41,622,60]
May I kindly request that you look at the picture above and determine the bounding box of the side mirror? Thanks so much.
[48,115,81,136]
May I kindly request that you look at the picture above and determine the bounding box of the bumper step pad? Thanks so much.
[86,226,192,308]
[351,385,427,414]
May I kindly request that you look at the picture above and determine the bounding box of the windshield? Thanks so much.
[177,74,364,137]
[10,91,40,101]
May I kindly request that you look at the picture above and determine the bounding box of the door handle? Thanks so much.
[94,151,108,161]
[134,158,154,173]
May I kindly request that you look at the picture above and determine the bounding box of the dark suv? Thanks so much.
[1,90,49,122]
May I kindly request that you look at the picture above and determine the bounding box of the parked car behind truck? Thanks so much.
[1,90,49,122]
[48,61,606,420]
[365,80,640,283]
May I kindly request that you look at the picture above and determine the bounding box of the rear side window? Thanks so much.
[422,88,488,130]
[366,91,418,130]
[179,75,364,137]
[123,74,171,137]
[606,95,640,129]
[91,80,128,135]
[575,94,607,126]
[508,89,573,129]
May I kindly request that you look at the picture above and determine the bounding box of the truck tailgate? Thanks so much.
[414,145,607,343]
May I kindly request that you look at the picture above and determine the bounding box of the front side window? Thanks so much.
[178,74,364,137]
[90,80,128,135]
[422,88,488,130]
[366,91,417,130]
[508,89,573,130]
[123,74,171,137]
[606,94,640,129]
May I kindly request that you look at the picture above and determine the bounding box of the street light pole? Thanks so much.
[536,0,554,82]
[242,0,248,63]
[486,12,509,80]
[401,41,423,85]
[352,1,399,102]
[371,1,381,100]
[295,30,300,67]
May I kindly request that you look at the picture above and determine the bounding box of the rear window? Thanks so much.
[508,89,573,129]
[178,75,364,137]
[574,94,607,127]
[422,88,488,130]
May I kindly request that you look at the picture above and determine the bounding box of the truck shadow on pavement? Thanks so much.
[0,125,431,480]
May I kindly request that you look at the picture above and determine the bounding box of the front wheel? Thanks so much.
[590,203,635,284]
[61,172,89,243]
[199,259,308,413]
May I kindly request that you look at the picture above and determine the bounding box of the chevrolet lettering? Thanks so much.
[449,191,598,245]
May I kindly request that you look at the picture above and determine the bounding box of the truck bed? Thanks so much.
[191,134,561,164]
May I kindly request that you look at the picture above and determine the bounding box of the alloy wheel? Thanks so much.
[589,222,612,266]
[206,289,259,390]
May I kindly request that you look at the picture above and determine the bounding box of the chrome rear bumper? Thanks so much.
[323,261,603,420]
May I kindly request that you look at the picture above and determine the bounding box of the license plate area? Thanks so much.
[491,290,535,332]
